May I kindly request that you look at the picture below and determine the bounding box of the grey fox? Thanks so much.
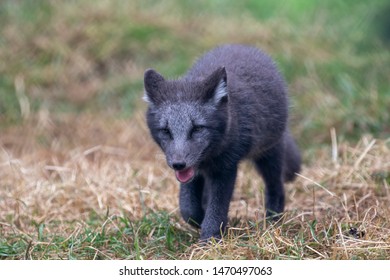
[144,44,301,241]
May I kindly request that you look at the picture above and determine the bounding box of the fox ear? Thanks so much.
[143,69,165,104]
[203,66,228,105]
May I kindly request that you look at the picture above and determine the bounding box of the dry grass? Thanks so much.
[1,111,389,259]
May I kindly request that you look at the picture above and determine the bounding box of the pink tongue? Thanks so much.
[175,167,195,183]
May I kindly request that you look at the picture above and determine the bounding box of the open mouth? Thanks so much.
[175,167,195,183]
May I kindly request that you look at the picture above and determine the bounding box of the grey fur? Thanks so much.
[144,44,301,241]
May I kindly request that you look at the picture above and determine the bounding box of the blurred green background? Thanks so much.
[0,0,389,146]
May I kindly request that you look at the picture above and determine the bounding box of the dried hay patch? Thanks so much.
[1,113,389,259]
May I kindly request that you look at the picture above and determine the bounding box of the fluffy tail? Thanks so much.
[283,131,301,182]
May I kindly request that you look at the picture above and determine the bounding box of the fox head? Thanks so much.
[143,67,229,183]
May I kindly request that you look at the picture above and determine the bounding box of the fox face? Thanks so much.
[144,67,228,183]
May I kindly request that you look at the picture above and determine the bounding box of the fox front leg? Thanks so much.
[200,167,237,241]
[179,175,205,228]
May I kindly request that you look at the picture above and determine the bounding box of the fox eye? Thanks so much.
[192,126,203,133]
[190,125,205,137]
[160,128,172,138]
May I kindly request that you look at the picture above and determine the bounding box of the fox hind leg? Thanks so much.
[254,142,285,218]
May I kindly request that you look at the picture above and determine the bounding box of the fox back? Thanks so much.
[144,44,301,241]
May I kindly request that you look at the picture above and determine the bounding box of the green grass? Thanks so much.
[1,0,389,142]
[0,211,196,260]
[2,209,387,260]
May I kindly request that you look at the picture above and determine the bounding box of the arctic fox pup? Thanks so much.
[144,44,301,240]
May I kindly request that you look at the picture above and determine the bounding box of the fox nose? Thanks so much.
[172,162,186,171]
